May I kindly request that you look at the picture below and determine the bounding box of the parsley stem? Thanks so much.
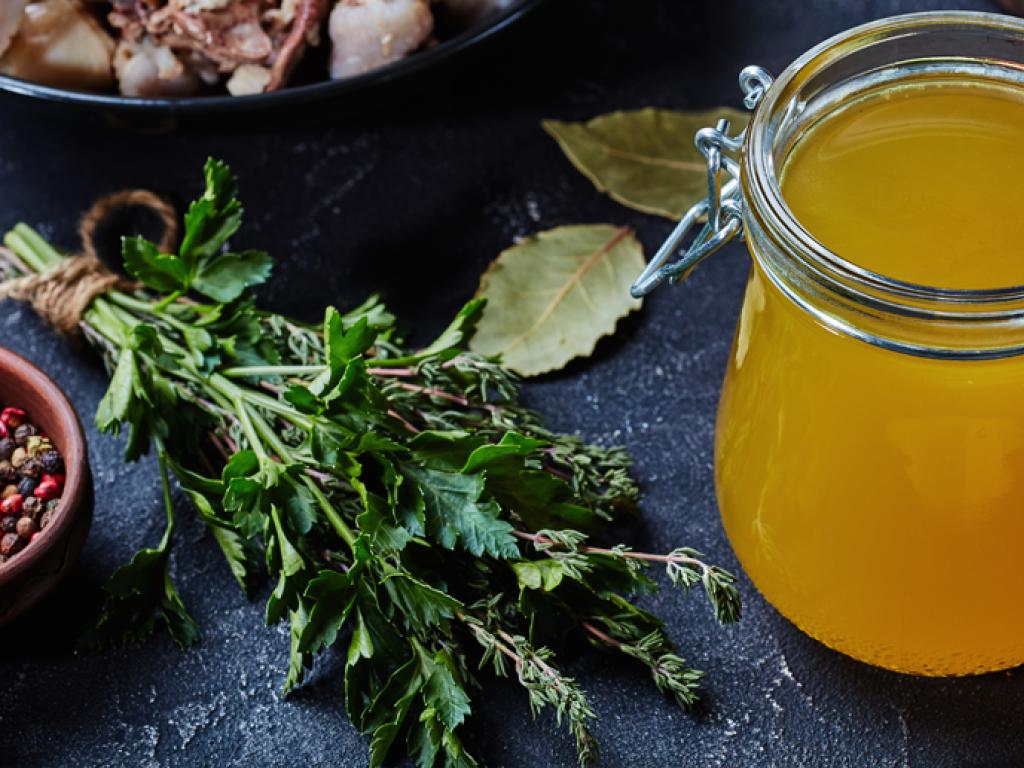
[231,395,266,459]
[221,364,324,378]
[304,477,357,549]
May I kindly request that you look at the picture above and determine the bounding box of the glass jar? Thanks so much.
[639,12,1024,676]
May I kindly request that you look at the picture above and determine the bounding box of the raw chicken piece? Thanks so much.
[144,0,273,68]
[114,35,199,96]
[328,0,432,79]
[440,0,511,25]
[0,0,29,59]
[0,0,115,90]
[226,62,270,95]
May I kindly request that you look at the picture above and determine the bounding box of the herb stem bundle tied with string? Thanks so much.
[0,160,739,768]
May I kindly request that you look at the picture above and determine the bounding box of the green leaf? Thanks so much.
[410,431,483,471]
[470,225,644,376]
[326,311,377,371]
[513,559,565,593]
[300,570,356,655]
[357,493,411,553]
[193,249,272,303]
[160,571,201,647]
[368,667,422,768]
[380,569,461,628]
[362,654,420,733]
[182,487,258,597]
[79,543,198,650]
[283,603,312,695]
[423,652,471,731]
[349,608,375,664]
[543,107,749,219]
[271,505,305,578]
[409,712,443,768]
[402,466,519,559]
[178,158,243,268]
[415,299,485,359]
[460,431,544,474]
[95,347,139,433]
[122,236,187,293]
[280,477,317,535]
[222,449,259,480]
[79,454,197,650]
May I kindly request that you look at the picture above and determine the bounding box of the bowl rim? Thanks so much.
[0,0,545,114]
[0,347,89,585]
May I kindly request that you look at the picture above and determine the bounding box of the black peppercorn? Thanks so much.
[16,477,36,497]
[13,423,37,446]
[0,516,15,534]
[0,438,12,461]
[39,449,64,475]
[21,496,41,522]
[0,532,22,556]
[17,457,41,481]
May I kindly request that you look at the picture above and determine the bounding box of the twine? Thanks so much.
[0,190,177,333]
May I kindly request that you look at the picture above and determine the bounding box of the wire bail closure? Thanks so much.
[630,66,774,299]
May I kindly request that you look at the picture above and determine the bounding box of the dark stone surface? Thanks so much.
[0,1,1020,766]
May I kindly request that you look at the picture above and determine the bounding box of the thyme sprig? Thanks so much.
[0,160,740,768]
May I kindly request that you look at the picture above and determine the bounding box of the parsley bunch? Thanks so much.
[0,160,739,767]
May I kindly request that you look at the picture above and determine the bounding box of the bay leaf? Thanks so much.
[543,107,749,219]
[470,224,644,376]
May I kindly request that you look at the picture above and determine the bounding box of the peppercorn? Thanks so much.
[13,423,36,446]
[10,448,26,468]
[0,407,65,567]
[0,494,22,516]
[17,456,41,480]
[0,532,22,556]
[39,449,64,475]
[34,477,59,500]
[20,496,41,521]
[15,517,35,539]
[25,435,49,458]
[0,408,24,429]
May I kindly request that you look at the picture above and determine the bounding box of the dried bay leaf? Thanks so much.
[470,224,644,376]
[543,107,749,219]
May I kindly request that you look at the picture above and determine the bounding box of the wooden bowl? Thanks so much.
[0,347,92,624]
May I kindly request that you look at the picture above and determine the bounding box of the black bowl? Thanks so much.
[0,0,544,114]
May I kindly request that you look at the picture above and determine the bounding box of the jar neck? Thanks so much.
[742,11,1024,360]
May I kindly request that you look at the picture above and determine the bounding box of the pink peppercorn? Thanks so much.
[40,473,65,490]
[33,481,59,501]
[0,408,25,428]
[0,494,23,516]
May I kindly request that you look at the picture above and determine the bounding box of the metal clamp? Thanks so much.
[630,66,774,298]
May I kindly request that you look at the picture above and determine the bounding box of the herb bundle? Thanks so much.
[0,160,739,767]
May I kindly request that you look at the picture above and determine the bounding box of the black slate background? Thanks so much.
[1,1,1021,766]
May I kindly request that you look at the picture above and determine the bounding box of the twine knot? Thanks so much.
[0,189,177,334]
